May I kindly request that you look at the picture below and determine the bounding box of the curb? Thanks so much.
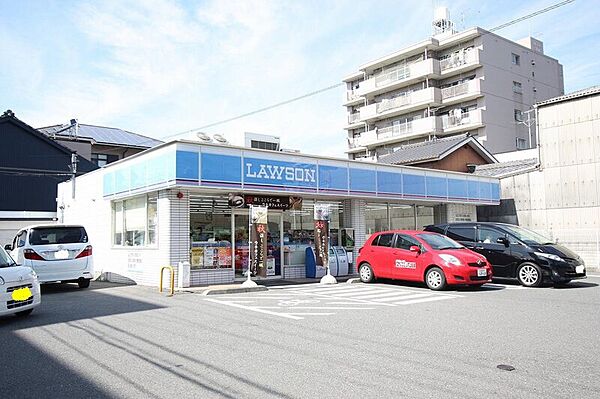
[201,286,268,296]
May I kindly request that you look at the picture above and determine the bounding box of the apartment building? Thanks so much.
[343,8,564,160]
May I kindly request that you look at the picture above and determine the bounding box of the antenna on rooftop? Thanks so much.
[432,6,456,37]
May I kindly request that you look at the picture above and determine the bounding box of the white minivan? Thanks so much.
[5,225,93,288]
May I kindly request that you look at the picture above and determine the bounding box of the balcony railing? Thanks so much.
[377,93,411,113]
[348,113,361,124]
[440,49,478,71]
[441,109,482,129]
[377,122,412,140]
[345,90,361,102]
[374,65,410,88]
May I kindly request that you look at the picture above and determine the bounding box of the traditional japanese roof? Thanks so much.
[378,134,497,165]
[474,158,539,178]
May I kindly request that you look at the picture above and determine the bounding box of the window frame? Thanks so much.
[511,53,520,65]
[445,225,476,242]
[112,194,158,248]
[516,138,527,150]
[512,81,523,94]
[373,233,394,247]
[514,109,523,122]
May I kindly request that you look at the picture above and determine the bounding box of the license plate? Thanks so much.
[55,250,69,260]
[12,287,32,302]
[477,268,487,277]
[576,265,585,274]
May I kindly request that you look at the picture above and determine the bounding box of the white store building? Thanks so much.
[58,140,500,287]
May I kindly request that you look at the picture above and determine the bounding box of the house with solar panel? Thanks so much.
[38,119,162,167]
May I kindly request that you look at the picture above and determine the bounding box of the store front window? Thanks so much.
[112,194,157,247]
[190,197,232,270]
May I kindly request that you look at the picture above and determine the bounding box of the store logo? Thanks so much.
[245,162,316,183]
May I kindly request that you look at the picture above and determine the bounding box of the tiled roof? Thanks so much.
[474,158,538,178]
[378,134,495,165]
[38,123,162,149]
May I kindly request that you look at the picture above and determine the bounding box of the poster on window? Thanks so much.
[314,204,331,267]
[250,205,268,277]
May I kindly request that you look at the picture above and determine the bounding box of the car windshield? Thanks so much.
[29,227,88,245]
[417,233,464,250]
[0,248,16,268]
[500,225,553,245]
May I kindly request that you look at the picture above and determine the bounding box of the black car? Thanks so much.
[424,222,587,287]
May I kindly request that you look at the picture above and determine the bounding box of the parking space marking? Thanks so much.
[396,296,455,305]
[205,283,465,320]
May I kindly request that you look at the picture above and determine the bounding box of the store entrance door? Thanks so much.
[233,211,282,279]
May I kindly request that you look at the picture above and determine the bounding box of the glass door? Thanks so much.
[233,211,282,279]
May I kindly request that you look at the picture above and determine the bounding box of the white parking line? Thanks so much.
[328,288,386,297]
[353,291,416,300]
[256,307,375,310]
[396,296,456,305]
[204,298,303,320]
[371,293,432,302]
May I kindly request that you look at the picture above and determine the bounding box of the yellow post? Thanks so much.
[159,266,175,297]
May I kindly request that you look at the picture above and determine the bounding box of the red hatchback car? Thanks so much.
[356,230,493,290]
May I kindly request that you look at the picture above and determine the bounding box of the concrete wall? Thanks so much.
[496,92,600,270]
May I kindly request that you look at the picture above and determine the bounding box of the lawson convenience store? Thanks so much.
[57,140,500,287]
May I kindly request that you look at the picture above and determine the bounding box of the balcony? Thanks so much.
[439,49,481,76]
[343,90,363,106]
[343,112,363,130]
[354,116,440,150]
[359,87,441,122]
[441,109,484,134]
[440,79,483,106]
[356,58,440,97]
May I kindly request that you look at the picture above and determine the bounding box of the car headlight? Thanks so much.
[0,276,4,285]
[534,252,564,262]
[439,254,462,266]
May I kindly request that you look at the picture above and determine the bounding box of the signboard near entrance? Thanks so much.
[314,204,331,267]
[250,206,268,277]
[228,193,302,210]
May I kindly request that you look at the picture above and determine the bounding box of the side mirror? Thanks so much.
[4,244,12,251]
[409,245,421,254]
[496,236,510,247]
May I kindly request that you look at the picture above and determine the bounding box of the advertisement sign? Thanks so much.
[314,204,331,267]
[228,193,302,210]
[250,205,268,277]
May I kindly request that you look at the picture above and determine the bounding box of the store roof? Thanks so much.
[38,123,162,149]
[535,86,600,108]
[378,134,497,166]
[474,158,539,178]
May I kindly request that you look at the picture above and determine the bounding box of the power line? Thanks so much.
[152,0,575,143]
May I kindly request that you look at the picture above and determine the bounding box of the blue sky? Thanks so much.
[1,0,598,156]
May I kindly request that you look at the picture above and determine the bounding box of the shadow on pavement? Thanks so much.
[551,281,598,289]
[0,282,163,330]
[0,335,112,398]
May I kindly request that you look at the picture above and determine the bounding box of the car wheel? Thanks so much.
[517,263,542,287]
[78,279,91,289]
[359,263,375,283]
[425,267,447,291]
[15,309,33,317]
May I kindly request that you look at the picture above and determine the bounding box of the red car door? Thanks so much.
[368,232,396,279]
[392,234,424,281]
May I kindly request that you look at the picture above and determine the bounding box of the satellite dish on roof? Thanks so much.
[213,134,228,144]
[196,132,212,142]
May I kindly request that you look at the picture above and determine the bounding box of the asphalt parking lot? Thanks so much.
[2,276,600,399]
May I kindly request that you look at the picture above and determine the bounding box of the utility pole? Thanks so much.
[518,109,536,149]
[70,153,77,199]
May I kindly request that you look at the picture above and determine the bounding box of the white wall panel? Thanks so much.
[541,127,559,168]
[577,164,597,207]
[528,171,546,210]
[529,209,548,231]
[543,168,562,209]
[546,208,564,231]
[559,165,579,208]
[513,173,531,211]
[500,177,515,200]
[593,119,600,162]
[575,121,594,164]
[558,125,577,166]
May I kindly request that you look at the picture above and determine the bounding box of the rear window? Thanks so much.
[373,233,394,247]
[446,226,476,242]
[29,227,88,245]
